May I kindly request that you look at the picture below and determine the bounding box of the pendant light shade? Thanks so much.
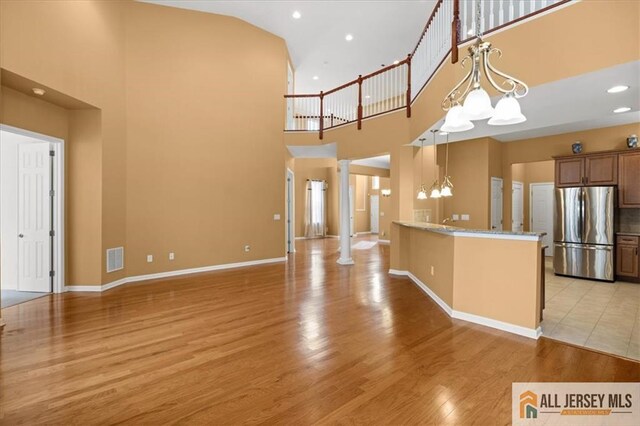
[429,182,441,198]
[440,176,453,197]
[487,94,526,126]
[441,104,474,133]
[462,87,494,120]
[417,185,428,200]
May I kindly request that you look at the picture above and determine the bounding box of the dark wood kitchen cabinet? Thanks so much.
[617,235,639,283]
[555,154,618,187]
[619,151,640,208]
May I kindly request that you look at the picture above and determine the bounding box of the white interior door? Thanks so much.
[531,183,555,256]
[491,177,503,231]
[370,195,379,234]
[349,185,355,237]
[512,181,524,232]
[18,143,51,292]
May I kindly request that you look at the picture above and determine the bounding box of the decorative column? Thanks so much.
[337,159,354,265]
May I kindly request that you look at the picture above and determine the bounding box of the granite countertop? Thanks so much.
[393,221,545,240]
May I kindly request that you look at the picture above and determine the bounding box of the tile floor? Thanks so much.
[541,259,640,360]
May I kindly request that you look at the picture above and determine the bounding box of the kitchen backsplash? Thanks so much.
[619,208,640,233]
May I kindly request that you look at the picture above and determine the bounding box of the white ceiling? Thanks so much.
[352,155,390,169]
[140,0,436,94]
[410,60,640,146]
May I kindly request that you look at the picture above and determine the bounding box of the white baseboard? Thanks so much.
[392,269,540,340]
[66,257,287,293]
[407,272,453,316]
[378,239,390,245]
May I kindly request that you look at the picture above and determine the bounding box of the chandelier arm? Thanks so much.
[441,66,473,110]
[483,48,529,97]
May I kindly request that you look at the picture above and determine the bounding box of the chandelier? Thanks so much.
[441,0,528,133]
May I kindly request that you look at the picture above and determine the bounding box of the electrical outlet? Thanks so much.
[147,255,153,263]
[381,231,385,237]
[169,252,175,260]
[452,214,459,220]
[273,214,281,220]
[244,245,251,252]
[461,214,470,221]
[430,266,435,276]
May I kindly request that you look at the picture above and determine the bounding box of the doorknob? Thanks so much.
[18,234,24,238]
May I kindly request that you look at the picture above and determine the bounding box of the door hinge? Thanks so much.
[49,230,55,237]
[50,189,55,197]
[49,270,55,277]
[49,150,55,157]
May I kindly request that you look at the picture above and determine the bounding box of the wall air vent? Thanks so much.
[106,247,124,273]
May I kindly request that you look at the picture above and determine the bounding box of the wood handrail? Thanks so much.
[411,0,444,57]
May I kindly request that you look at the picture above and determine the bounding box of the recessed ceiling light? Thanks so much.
[345,34,354,41]
[312,75,319,80]
[32,87,46,96]
[393,60,399,65]
[607,85,629,93]
[613,107,631,113]
[292,11,301,19]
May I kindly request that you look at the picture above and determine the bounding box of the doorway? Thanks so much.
[490,177,503,231]
[0,125,64,307]
[512,181,524,232]
[530,183,555,256]
[286,168,294,253]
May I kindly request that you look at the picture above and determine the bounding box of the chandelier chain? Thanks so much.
[475,0,483,39]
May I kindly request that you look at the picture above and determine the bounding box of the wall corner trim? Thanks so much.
[393,270,541,340]
[66,257,287,293]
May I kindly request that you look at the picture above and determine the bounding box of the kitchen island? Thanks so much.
[390,221,545,339]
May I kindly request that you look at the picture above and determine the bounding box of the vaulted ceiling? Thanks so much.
[141,1,437,94]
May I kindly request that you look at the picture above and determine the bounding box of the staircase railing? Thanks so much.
[285,0,571,139]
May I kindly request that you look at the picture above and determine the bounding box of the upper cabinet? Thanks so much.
[555,154,617,187]
[555,158,584,187]
[619,151,640,208]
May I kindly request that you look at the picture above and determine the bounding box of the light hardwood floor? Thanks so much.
[0,237,638,424]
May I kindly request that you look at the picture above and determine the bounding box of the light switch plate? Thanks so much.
[273,214,281,220]
[452,214,459,220]
[169,252,175,260]
[380,212,385,217]
[461,214,470,221]
[147,255,153,263]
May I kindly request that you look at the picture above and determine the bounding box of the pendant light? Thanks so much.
[417,138,428,200]
[440,132,453,197]
[441,0,528,131]
[429,130,441,199]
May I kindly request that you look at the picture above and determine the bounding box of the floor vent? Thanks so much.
[106,247,124,273]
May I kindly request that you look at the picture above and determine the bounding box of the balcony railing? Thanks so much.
[284,0,571,139]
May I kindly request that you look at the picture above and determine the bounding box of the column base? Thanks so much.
[337,258,355,265]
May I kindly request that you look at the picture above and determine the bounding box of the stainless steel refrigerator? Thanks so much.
[554,186,615,281]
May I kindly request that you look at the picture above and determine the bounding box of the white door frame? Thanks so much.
[490,177,503,231]
[530,182,555,256]
[286,168,295,254]
[0,124,65,294]
[511,180,524,232]
[349,185,355,237]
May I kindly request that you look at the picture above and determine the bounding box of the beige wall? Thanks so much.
[0,0,290,295]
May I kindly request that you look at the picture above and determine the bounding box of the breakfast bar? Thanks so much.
[390,221,545,338]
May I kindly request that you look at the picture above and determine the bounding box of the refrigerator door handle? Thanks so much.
[579,188,585,243]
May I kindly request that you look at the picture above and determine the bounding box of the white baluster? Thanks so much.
[509,0,515,21]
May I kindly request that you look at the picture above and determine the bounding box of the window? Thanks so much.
[372,176,380,190]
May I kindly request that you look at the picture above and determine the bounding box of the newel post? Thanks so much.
[452,0,461,64]
[406,54,412,118]
[357,75,363,130]
[319,91,324,140]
